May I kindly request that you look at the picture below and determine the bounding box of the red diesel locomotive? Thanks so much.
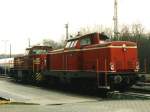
[11,32,139,90]
[12,46,52,82]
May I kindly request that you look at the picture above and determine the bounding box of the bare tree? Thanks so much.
[42,39,64,49]
[120,25,131,41]
[131,23,144,40]
[79,25,113,37]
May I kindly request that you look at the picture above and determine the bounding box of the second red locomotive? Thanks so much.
[11,32,139,90]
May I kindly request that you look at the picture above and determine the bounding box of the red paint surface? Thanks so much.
[47,33,138,73]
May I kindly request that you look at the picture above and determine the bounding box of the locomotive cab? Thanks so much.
[26,46,52,55]
[13,46,52,82]
[65,32,110,49]
[28,46,52,82]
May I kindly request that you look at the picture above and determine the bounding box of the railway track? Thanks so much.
[107,82,150,100]
[129,82,150,94]
[107,91,150,100]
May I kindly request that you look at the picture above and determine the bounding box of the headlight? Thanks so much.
[110,63,115,71]
[122,44,127,52]
[135,61,140,71]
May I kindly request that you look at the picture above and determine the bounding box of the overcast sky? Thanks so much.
[0,0,150,54]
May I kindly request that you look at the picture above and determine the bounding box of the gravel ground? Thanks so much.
[0,78,99,105]
[0,100,150,112]
[0,77,150,112]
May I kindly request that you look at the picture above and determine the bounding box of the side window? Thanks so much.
[70,41,75,48]
[70,40,78,48]
[99,33,110,41]
[73,40,77,47]
[80,37,91,46]
[65,41,71,48]
[65,40,78,48]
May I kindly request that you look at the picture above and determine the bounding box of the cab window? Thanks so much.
[73,40,78,47]
[70,40,78,48]
[80,37,91,46]
[65,40,78,48]
[32,49,47,54]
[70,41,75,48]
[99,33,110,41]
[65,41,72,48]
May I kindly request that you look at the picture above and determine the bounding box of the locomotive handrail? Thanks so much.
[96,59,100,88]
[104,58,108,87]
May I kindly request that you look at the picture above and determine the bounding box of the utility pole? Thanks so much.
[1,40,9,76]
[65,24,69,41]
[9,44,11,58]
[113,0,119,40]
[28,38,31,48]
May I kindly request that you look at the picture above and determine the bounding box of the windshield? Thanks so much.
[32,49,48,54]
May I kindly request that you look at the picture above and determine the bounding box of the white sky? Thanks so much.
[0,0,150,54]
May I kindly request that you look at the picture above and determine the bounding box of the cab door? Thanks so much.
[64,40,79,71]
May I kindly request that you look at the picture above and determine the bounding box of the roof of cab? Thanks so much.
[67,32,109,42]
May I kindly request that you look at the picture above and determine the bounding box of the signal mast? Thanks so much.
[65,23,69,41]
[113,0,119,39]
